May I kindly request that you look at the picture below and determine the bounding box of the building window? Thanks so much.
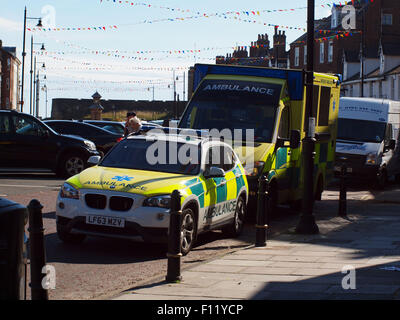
[379,81,383,98]
[349,85,353,96]
[328,41,334,63]
[303,46,307,65]
[370,82,373,97]
[391,77,395,99]
[382,14,393,26]
[295,47,300,66]
[331,9,338,28]
[320,42,325,64]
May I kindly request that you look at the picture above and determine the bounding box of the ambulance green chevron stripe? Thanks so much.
[189,183,205,208]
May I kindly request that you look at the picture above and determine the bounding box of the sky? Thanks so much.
[0,0,334,118]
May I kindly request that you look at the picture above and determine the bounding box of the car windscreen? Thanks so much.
[100,139,201,175]
[179,79,281,143]
[337,118,386,143]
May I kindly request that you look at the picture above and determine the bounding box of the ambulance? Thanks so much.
[55,132,248,255]
[179,64,341,211]
[335,97,400,188]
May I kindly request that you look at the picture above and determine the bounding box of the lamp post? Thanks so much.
[21,6,42,113]
[295,0,319,234]
[33,61,46,118]
[148,85,154,101]
[30,36,45,115]
[41,84,48,119]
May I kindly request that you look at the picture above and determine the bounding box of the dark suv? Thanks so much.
[0,110,99,177]
[44,120,123,157]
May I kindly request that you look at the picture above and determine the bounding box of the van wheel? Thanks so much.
[180,208,197,256]
[57,224,86,244]
[375,169,387,190]
[58,152,86,178]
[222,196,246,238]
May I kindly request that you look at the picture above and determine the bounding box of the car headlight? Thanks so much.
[60,183,79,199]
[244,161,265,177]
[366,153,378,165]
[84,140,96,151]
[143,195,171,208]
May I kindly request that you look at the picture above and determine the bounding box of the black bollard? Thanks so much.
[166,190,183,283]
[255,175,268,247]
[28,199,48,300]
[338,162,347,217]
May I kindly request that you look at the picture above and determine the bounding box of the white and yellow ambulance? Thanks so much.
[56,132,248,255]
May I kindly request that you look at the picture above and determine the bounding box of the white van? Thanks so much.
[335,97,400,188]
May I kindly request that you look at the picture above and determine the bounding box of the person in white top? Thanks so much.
[124,112,142,136]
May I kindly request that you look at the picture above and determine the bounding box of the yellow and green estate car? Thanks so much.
[56,132,248,255]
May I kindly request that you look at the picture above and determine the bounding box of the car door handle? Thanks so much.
[220,181,226,186]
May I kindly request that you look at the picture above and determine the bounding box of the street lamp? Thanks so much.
[33,60,46,118]
[21,6,42,113]
[41,84,48,119]
[30,36,45,115]
[148,85,155,101]
[295,0,319,234]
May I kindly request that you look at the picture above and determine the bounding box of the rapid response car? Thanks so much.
[56,131,248,255]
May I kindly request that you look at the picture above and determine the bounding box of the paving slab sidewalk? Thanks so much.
[113,188,400,300]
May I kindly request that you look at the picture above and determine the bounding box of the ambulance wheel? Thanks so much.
[315,176,323,201]
[222,196,246,238]
[57,224,86,244]
[180,208,197,256]
[267,181,278,218]
[290,199,302,212]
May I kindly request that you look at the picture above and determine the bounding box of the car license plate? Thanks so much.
[86,215,125,228]
[334,166,353,173]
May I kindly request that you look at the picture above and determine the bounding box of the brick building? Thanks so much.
[216,26,289,68]
[289,0,400,76]
[0,40,21,110]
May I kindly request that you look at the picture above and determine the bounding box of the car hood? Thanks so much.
[66,166,201,197]
[233,142,274,167]
[60,134,86,141]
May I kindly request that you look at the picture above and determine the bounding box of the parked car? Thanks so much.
[44,120,124,157]
[55,131,248,255]
[0,110,99,177]
[82,120,125,135]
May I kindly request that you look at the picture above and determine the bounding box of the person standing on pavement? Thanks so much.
[124,112,143,136]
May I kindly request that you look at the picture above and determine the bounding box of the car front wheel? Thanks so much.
[180,208,197,256]
[58,152,86,178]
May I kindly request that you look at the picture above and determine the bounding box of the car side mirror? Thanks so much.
[385,139,396,151]
[290,130,301,149]
[204,167,225,179]
[87,155,101,167]
[276,138,285,149]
